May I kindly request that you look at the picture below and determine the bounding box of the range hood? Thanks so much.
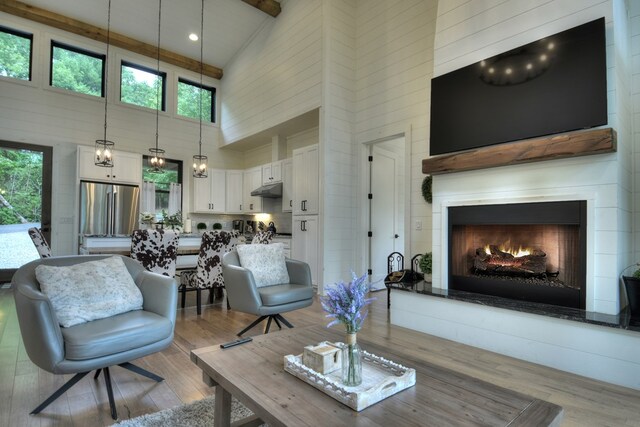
[251,182,282,198]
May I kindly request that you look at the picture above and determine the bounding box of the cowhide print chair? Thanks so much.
[28,227,51,258]
[251,230,273,244]
[130,229,180,277]
[179,230,240,315]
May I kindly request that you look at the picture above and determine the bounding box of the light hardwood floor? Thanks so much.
[1,287,639,426]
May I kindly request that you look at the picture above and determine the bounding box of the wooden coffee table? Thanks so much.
[191,325,563,426]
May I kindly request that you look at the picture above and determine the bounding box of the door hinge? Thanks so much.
[368,155,373,162]
[367,231,372,237]
[367,269,372,275]
[368,193,372,200]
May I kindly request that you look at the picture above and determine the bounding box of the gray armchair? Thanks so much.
[12,255,177,420]
[222,250,313,336]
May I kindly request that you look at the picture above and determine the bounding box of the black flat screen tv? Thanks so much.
[429,17,607,156]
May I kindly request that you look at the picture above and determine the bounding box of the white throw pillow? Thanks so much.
[237,243,290,288]
[35,256,143,328]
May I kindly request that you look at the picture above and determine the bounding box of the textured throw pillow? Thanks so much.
[35,256,143,328]
[237,242,290,288]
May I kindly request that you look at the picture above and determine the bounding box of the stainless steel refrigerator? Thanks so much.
[79,181,140,236]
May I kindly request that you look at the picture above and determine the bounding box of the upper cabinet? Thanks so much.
[243,166,263,213]
[282,159,293,212]
[292,144,319,215]
[226,170,244,214]
[77,145,142,185]
[262,160,283,184]
[193,169,226,213]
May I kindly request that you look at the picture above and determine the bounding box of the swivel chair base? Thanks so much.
[237,313,294,337]
[31,362,164,420]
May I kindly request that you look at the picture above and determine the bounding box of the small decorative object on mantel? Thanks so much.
[320,272,375,386]
[303,341,341,374]
[621,262,640,318]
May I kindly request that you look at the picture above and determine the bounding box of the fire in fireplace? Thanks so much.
[448,201,586,309]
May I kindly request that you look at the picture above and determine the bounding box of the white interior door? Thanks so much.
[370,143,403,284]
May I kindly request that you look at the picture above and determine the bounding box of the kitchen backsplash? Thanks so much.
[188,198,292,234]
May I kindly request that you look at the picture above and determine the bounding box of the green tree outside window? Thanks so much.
[0,28,31,80]
[51,43,104,97]
[177,79,214,122]
[121,63,164,110]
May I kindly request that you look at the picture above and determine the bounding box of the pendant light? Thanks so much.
[148,0,166,173]
[95,0,115,167]
[192,0,208,178]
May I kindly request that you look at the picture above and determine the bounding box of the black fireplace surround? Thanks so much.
[448,201,587,309]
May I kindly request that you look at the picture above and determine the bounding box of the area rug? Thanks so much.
[114,395,261,427]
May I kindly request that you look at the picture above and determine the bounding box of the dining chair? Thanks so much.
[130,229,179,277]
[28,227,51,258]
[179,230,240,315]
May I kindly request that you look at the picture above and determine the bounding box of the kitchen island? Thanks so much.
[79,233,291,268]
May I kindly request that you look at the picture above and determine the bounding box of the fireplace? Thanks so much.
[448,201,586,309]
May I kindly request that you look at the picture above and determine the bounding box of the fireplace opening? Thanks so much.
[448,201,586,309]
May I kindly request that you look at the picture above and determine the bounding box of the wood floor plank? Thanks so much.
[0,288,639,426]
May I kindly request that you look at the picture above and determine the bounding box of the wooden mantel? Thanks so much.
[422,128,617,175]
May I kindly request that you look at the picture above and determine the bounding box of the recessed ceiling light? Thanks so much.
[189,33,199,41]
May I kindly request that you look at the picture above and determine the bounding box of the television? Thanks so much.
[429,18,607,156]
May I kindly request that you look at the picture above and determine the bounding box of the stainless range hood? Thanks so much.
[250,182,282,198]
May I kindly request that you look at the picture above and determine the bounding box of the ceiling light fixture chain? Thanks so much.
[94,0,115,168]
[149,0,166,173]
[193,0,208,178]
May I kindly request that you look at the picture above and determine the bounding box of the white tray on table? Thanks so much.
[283,347,416,411]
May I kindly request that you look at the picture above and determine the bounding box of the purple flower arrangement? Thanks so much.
[320,272,375,333]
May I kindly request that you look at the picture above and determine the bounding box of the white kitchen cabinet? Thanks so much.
[282,158,293,212]
[262,160,283,184]
[77,145,142,185]
[243,166,263,213]
[292,216,318,285]
[225,170,244,214]
[193,168,226,213]
[292,144,319,215]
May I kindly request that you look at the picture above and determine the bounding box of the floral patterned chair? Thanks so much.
[28,227,51,258]
[251,230,274,244]
[130,229,180,277]
[179,230,240,315]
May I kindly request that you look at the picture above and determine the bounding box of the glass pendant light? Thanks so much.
[148,0,165,173]
[95,0,115,167]
[193,0,208,178]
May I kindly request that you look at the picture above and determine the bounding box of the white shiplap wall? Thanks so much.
[392,0,640,390]
[354,0,439,263]
[0,12,243,256]
[319,0,358,290]
[219,0,323,145]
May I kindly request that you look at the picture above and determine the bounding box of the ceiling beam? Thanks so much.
[0,0,224,79]
[241,0,281,18]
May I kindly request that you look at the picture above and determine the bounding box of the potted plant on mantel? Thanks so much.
[621,264,640,318]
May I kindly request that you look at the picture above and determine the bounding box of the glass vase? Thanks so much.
[342,332,362,386]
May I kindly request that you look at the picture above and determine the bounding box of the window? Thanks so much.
[0,25,32,81]
[50,41,105,97]
[120,61,166,110]
[177,78,215,123]
[142,156,182,215]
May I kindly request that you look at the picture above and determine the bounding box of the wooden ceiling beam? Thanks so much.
[0,0,224,79]
[241,0,281,18]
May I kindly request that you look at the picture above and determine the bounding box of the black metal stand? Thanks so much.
[237,313,294,336]
[30,363,164,420]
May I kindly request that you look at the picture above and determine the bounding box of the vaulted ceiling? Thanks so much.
[2,0,280,78]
